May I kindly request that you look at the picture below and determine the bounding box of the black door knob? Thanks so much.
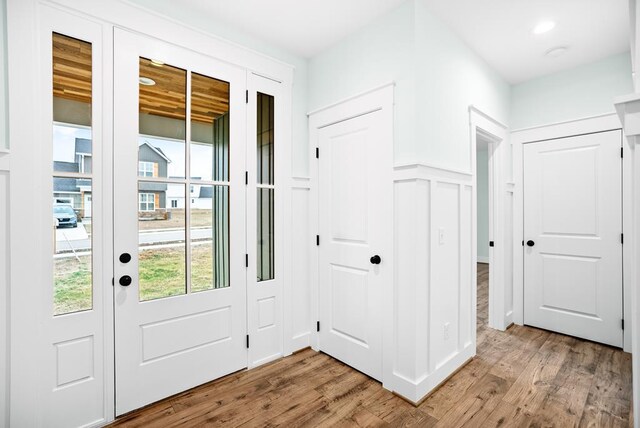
[119,253,132,263]
[119,275,132,286]
[370,255,381,265]
[526,240,535,247]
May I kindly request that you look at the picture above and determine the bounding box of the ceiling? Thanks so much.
[130,0,630,84]
[128,0,409,59]
[423,0,630,83]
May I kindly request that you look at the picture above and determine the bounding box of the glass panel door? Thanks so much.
[113,29,247,415]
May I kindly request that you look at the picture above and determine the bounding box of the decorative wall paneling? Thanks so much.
[391,164,475,402]
[0,153,10,428]
[287,177,312,353]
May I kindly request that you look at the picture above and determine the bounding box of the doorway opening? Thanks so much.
[476,132,490,330]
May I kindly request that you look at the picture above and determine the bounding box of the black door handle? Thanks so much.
[370,255,381,265]
[526,240,535,247]
[119,253,132,263]
[119,275,132,286]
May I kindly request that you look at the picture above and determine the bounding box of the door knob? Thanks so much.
[526,240,535,247]
[119,253,132,263]
[119,275,132,286]
[370,255,381,265]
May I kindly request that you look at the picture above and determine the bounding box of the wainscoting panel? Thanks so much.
[290,178,312,352]
[392,164,475,403]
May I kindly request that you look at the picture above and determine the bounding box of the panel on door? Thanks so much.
[318,111,388,381]
[113,29,247,415]
[523,130,622,347]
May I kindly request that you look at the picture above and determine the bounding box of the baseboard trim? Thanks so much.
[392,356,475,407]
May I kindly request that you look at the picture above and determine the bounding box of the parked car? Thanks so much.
[53,204,78,228]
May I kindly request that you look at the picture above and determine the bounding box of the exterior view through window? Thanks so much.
[257,92,275,281]
[137,58,231,301]
[52,33,94,316]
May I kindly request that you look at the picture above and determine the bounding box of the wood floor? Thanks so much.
[109,263,633,427]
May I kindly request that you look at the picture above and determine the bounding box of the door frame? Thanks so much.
[308,83,394,388]
[469,107,511,331]
[511,113,631,352]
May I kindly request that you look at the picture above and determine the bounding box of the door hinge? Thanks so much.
[245,254,249,267]
[622,319,625,330]
[317,321,320,332]
[112,277,114,286]
[489,241,495,247]
[521,240,524,247]
[246,90,249,104]
[621,147,624,158]
[621,233,624,244]
[316,235,320,246]
[315,147,319,159]
[246,334,250,348]
[245,171,248,185]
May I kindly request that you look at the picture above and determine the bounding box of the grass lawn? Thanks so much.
[138,209,213,231]
[53,244,222,315]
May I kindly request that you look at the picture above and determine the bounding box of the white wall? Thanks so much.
[308,1,416,164]
[0,0,7,150]
[414,0,510,171]
[511,52,633,130]
[476,147,489,261]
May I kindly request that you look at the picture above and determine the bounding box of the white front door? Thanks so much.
[113,29,247,414]
[317,110,390,381]
[523,130,623,347]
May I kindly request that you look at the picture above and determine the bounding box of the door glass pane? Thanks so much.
[191,185,229,292]
[256,92,275,282]
[52,33,94,316]
[190,72,230,182]
[139,183,187,301]
[53,178,93,315]
[139,58,186,179]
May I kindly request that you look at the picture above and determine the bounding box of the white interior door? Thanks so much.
[317,110,389,381]
[523,130,623,347]
[113,29,247,415]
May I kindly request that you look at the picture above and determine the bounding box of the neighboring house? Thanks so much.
[53,138,93,218]
[137,141,170,214]
[166,178,213,210]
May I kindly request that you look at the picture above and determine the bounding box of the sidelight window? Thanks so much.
[257,93,275,282]
[52,33,94,316]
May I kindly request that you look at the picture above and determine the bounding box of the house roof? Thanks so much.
[199,186,213,198]
[54,161,79,173]
[139,141,172,163]
[53,176,80,193]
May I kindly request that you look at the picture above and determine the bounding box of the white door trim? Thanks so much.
[308,83,394,388]
[469,107,511,330]
[511,113,631,352]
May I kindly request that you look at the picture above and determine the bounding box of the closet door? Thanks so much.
[113,29,247,415]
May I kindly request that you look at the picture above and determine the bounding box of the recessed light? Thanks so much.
[532,20,556,35]
[150,59,165,67]
[139,77,156,86]
[545,46,568,58]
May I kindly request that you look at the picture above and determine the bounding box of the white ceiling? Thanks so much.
[131,0,630,84]
[130,0,409,59]
[423,0,630,83]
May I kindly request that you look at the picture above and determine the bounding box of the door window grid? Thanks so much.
[137,59,231,301]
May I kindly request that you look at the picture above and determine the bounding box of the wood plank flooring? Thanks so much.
[109,263,633,427]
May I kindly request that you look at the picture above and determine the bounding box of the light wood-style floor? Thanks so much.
[109,263,633,427]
